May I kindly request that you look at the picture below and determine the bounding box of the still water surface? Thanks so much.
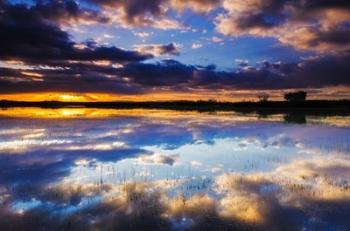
[0,108,349,230]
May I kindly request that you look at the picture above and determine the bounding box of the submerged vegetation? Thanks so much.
[0,108,349,230]
[1,157,350,231]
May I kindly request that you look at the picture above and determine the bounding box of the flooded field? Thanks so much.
[0,108,349,231]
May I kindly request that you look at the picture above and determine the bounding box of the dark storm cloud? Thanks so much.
[87,0,164,17]
[224,0,350,29]
[84,0,221,28]
[86,0,166,26]
[0,59,144,94]
[1,52,350,94]
[119,60,194,86]
[0,1,151,64]
[0,67,22,77]
[310,29,350,47]
[87,0,222,15]
[0,66,144,94]
[0,0,349,94]
[217,0,350,51]
[118,52,350,90]
[28,0,109,24]
[296,0,350,11]
[288,52,350,88]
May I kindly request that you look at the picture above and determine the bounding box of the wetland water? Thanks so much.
[0,108,349,231]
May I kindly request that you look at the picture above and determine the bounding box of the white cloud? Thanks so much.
[191,43,203,49]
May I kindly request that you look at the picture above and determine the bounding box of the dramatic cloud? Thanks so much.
[134,43,181,56]
[87,0,165,23]
[0,0,349,97]
[84,0,222,29]
[216,0,350,51]
[0,1,151,65]
[118,60,194,87]
[26,0,109,25]
[2,51,349,95]
[119,52,350,90]
[86,0,184,29]
[171,0,222,13]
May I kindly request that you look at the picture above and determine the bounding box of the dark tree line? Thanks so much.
[284,91,307,102]
[257,91,307,102]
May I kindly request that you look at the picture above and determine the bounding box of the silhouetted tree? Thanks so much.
[257,92,269,102]
[284,91,307,102]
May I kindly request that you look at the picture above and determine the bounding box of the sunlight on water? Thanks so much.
[0,107,281,120]
[0,108,349,230]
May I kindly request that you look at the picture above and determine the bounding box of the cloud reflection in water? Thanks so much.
[0,108,349,230]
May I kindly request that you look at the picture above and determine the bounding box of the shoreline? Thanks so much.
[1,100,349,117]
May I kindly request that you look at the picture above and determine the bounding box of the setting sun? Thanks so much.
[58,94,88,102]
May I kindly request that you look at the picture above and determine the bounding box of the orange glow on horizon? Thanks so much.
[0,92,247,102]
[0,108,348,127]
[0,87,349,102]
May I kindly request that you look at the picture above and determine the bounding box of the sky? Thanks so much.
[0,0,350,101]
